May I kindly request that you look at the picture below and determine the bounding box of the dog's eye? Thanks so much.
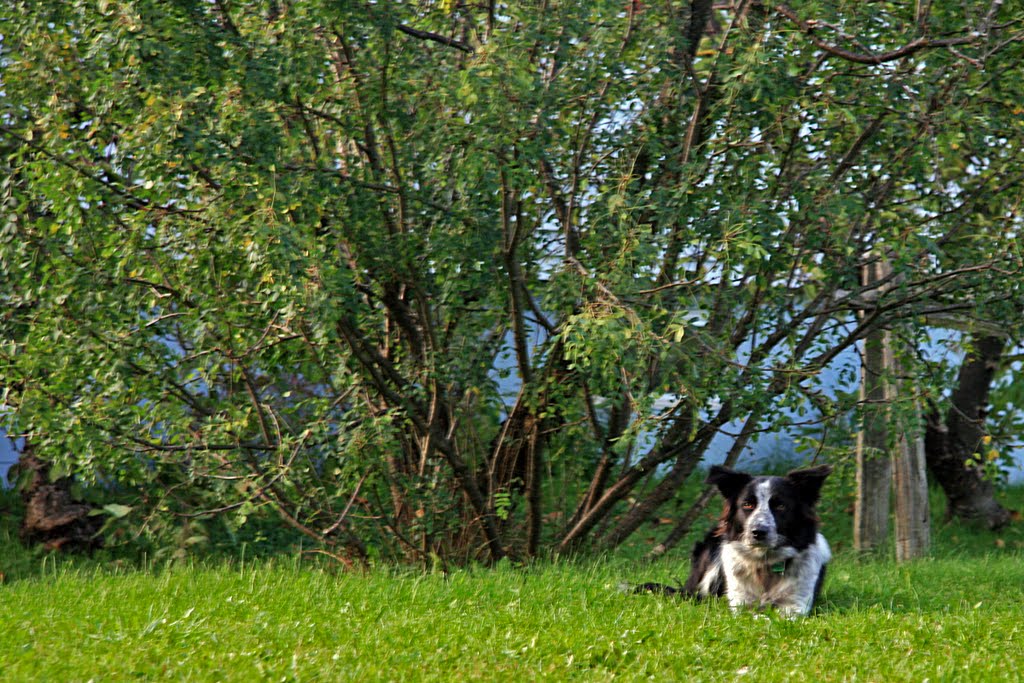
[741,501,755,511]
[771,501,786,512]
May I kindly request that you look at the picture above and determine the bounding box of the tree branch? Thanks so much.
[397,24,473,53]
[775,5,978,65]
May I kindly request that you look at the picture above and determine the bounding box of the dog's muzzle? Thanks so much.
[748,525,775,547]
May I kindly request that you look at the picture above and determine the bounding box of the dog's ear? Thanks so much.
[785,465,832,505]
[706,465,753,499]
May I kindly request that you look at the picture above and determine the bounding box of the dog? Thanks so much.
[637,464,832,618]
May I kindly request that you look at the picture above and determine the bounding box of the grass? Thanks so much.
[1,487,1023,681]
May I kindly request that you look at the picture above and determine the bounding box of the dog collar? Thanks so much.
[770,561,787,575]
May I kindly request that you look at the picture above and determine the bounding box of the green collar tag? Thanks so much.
[770,562,787,575]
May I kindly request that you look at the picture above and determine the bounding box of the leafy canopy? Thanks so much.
[1,1,1022,562]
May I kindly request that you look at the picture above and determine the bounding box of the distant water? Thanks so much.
[0,434,17,486]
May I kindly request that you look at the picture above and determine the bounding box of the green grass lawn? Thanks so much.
[1,487,1023,681]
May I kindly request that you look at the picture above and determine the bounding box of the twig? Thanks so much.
[396,24,473,53]
[775,4,977,65]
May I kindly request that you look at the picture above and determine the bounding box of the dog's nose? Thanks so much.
[751,527,769,541]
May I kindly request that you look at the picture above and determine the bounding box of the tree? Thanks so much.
[855,255,932,560]
[2,1,1022,563]
[925,335,1014,529]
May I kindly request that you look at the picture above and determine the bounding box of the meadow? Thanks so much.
[1,488,1022,682]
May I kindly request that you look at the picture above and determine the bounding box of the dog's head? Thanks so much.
[706,464,832,556]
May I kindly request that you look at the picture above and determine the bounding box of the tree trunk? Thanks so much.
[854,262,891,552]
[891,365,930,561]
[924,335,1013,530]
[16,449,102,553]
[855,255,931,559]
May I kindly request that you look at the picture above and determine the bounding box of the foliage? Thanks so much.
[2,1,1023,563]
[985,353,1024,481]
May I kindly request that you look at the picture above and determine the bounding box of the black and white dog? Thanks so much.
[639,464,832,618]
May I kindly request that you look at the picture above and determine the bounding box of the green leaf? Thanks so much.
[103,504,133,519]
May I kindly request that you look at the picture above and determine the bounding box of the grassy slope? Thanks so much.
[1,487,1022,682]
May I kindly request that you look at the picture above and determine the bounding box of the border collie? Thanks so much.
[638,464,832,618]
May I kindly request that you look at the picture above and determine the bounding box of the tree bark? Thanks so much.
[891,366,930,561]
[16,449,102,553]
[855,254,931,559]
[854,262,892,552]
[924,335,1013,530]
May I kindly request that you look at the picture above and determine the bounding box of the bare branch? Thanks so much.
[775,4,978,65]
[397,24,473,53]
